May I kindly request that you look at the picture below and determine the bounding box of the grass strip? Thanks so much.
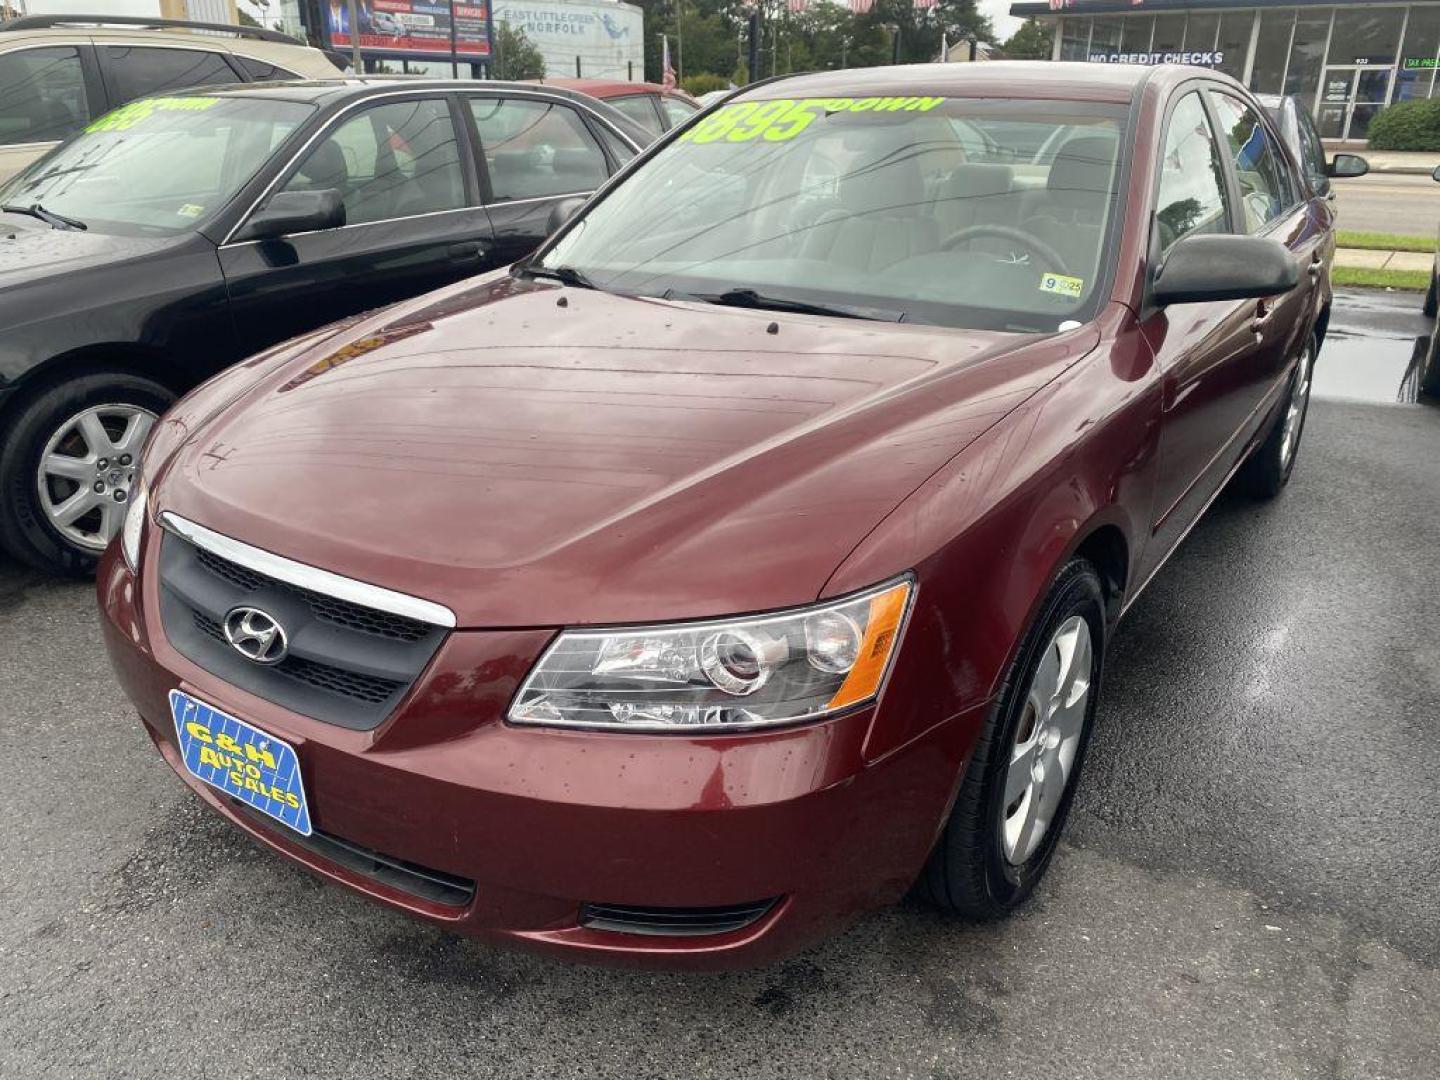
[1335,230,1433,253]
[1333,265,1430,291]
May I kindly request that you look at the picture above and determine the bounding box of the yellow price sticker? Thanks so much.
[86,96,220,133]
[1039,273,1085,298]
[680,96,946,145]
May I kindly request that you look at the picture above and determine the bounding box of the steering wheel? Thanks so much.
[939,224,1071,278]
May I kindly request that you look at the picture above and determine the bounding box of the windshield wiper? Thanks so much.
[520,263,597,290]
[674,287,905,323]
[1,202,86,231]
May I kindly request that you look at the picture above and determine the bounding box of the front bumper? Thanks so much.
[99,543,982,970]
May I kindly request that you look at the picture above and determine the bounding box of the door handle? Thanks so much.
[1307,251,1324,280]
[449,241,485,262]
[1251,300,1277,335]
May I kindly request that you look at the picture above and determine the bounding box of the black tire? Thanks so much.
[918,559,1105,919]
[0,371,174,576]
[1240,334,1315,500]
[1424,270,1438,319]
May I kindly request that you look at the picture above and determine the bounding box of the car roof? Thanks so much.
[738,61,1178,104]
[0,21,341,77]
[539,78,689,100]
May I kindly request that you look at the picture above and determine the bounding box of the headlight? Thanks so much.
[120,482,147,571]
[508,577,913,732]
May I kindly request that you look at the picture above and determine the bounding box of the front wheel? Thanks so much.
[918,559,1105,918]
[0,371,173,575]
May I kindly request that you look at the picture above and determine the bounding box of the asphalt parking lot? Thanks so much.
[1,291,1437,1080]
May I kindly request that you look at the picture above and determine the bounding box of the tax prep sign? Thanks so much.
[491,0,643,79]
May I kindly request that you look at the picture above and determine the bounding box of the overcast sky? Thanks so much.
[980,0,1023,41]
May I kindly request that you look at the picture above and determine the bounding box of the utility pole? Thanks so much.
[747,8,761,84]
[449,0,459,78]
[346,0,361,73]
[675,0,684,84]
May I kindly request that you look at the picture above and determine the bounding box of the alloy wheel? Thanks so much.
[35,403,156,552]
[1001,614,1093,865]
[1279,348,1312,470]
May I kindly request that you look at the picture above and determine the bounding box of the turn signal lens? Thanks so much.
[120,483,147,572]
[508,578,913,732]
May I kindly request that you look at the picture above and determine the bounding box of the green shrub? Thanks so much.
[680,72,729,97]
[1367,99,1440,151]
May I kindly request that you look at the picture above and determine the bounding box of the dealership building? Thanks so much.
[1011,0,1440,141]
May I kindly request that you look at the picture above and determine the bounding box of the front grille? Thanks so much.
[229,800,475,908]
[159,531,448,730]
[579,898,780,937]
[195,547,430,642]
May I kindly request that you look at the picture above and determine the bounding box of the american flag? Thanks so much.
[850,0,873,12]
[788,0,807,10]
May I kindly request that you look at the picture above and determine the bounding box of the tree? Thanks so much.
[492,21,547,81]
[1001,18,1052,60]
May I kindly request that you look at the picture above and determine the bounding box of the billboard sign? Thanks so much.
[326,1,492,59]
[490,0,643,80]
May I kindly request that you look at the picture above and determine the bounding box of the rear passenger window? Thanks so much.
[234,56,300,82]
[1211,93,1290,233]
[1294,105,1330,194]
[611,95,662,136]
[0,46,90,146]
[661,97,698,129]
[103,46,241,103]
[470,97,609,201]
[282,98,465,226]
[1155,93,1230,255]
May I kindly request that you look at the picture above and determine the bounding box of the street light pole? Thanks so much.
[449,0,460,78]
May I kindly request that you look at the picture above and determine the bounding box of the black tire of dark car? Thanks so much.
[1240,333,1315,499]
[0,371,174,575]
[918,558,1105,919]
[1425,268,1438,319]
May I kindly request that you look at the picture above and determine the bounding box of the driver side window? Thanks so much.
[1155,92,1231,258]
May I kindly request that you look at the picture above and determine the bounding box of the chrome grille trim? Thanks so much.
[160,512,456,629]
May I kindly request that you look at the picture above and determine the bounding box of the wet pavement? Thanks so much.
[0,290,1436,1079]
[1317,287,1435,404]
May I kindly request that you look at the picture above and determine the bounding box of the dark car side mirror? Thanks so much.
[235,189,345,242]
[546,195,588,236]
[1433,164,1440,183]
[1328,153,1369,179]
[1152,234,1299,306]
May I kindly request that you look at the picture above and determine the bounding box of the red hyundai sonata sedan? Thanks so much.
[100,62,1330,969]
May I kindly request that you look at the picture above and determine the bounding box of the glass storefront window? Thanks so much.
[1250,9,1296,95]
[1184,13,1219,54]
[1326,6,1405,66]
[1397,6,1440,100]
[1090,17,1123,60]
[1215,11,1253,82]
[1286,10,1333,115]
[1120,16,1154,55]
[1151,14,1186,56]
[1060,17,1091,62]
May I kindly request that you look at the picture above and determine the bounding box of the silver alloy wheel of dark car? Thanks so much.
[35,403,155,551]
[1001,614,1093,865]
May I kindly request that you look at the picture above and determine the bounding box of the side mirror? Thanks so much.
[235,189,345,242]
[1153,234,1299,306]
[1327,153,1369,179]
[1433,164,1440,183]
[546,195,588,236]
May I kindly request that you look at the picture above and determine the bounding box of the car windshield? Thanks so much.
[539,95,1128,332]
[0,95,314,237]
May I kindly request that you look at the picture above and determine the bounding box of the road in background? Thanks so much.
[0,294,1436,1079]
[1332,171,1440,237]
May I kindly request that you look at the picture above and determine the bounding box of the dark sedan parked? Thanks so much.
[104,62,1333,969]
[0,78,647,573]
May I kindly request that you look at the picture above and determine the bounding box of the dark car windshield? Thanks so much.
[538,96,1128,332]
[0,95,314,236]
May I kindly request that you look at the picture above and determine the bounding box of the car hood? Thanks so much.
[0,222,176,287]
[158,275,1098,627]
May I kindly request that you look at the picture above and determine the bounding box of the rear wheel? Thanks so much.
[1240,334,1314,499]
[919,559,1105,918]
[0,372,172,575]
